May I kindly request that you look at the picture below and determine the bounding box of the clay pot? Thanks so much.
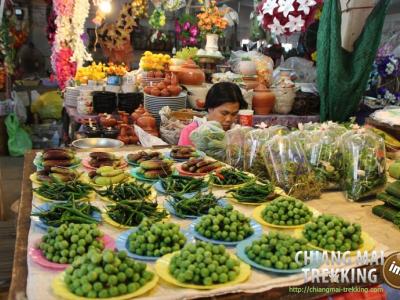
[175,60,205,86]
[239,60,257,76]
[252,84,275,115]
[137,112,159,137]
[98,114,117,127]
[131,105,146,123]
[118,111,130,124]
[242,77,259,90]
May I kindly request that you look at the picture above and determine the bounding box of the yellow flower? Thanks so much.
[311,51,317,62]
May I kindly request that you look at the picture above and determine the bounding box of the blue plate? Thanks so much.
[189,218,263,246]
[31,203,101,231]
[236,239,322,274]
[164,151,205,162]
[130,167,178,183]
[164,198,228,219]
[153,180,208,196]
[115,228,195,261]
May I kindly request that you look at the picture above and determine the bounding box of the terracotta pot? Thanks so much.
[118,111,130,124]
[175,60,205,86]
[252,84,275,115]
[239,60,257,76]
[131,104,146,123]
[242,77,259,90]
[137,112,159,136]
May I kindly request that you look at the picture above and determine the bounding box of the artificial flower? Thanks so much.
[71,0,92,68]
[262,0,278,16]
[197,0,228,36]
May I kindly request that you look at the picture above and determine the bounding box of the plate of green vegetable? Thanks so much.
[33,181,95,203]
[31,202,101,230]
[154,175,208,196]
[226,181,283,205]
[236,233,322,274]
[164,192,227,219]
[207,168,255,189]
[97,182,157,203]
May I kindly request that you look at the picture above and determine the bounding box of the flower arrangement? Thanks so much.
[0,9,16,75]
[197,0,228,36]
[175,14,200,47]
[139,51,171,71]
[104,63,128,77]
[377,55,400,78]
[75,62,107,83]
[132,0,149,18]
[54,47,77,90]
[257,0,322,36]
[71,0,92,67]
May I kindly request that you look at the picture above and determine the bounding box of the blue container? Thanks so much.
[107,76,122,86]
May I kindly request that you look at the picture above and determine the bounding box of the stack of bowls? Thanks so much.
[144,91,187,125]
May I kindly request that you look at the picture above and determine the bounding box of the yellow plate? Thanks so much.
[52,269,158,300]
[252,203,320,229]
[298,231,376,256]
[33,191,95,203]
[227,187,286,206]
[99,188,158,203]
[102,210,170,230]
[155,252,251,290]
[29,172,85,185]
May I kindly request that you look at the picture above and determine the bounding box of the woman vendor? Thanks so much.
[178,82,248,146]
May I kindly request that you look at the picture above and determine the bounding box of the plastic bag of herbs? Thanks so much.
[243,125,289,180]
[303,129,345,191]
[190,121,227,161]
[225,125,253,170]
[340,129,387,201]
[262,134,322,200]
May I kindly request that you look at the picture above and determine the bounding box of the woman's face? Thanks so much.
[208,102,240,131]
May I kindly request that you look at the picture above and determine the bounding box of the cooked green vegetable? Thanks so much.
[209,168,252,186]
[169,241,241,285]
[106,200,168,227]
[303,214,363,251]
[39,223,104,264]
[262,196,313,226]
[386,181,400,199]
[166,192,221,217]
[160,175,207,195]
[195,205,254,242]
[32,201,100,227]
[372,205,400,228]
[33,181,92,202]
[97,182,152,202]
[128,220,186,257]
[65,249,154,297]
[377,192,400,209]
[227,181,275,203]
[245,232,309,270]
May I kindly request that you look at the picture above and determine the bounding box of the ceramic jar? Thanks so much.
[242,77,259,90]
[131,104,146,123]
[252,83,276,115]
[205,33,219,52]
[176,60,205,86]
[239,60,257,76]
[271,87,296,114]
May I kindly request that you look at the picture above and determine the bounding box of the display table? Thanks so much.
[8,148,400,300]
[253,115,320,128]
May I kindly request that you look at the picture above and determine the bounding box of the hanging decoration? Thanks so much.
[257,0,322,36]
[53,45,77,90]
[149,8,167,42]
[132,0,149,18]
[71,0,92,67]
[46,2,57,45]
[175,14,200,47]
[0,9,16,75]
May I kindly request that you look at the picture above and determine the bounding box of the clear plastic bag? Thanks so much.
[225,126,252,169]
[262,135,322,200]
[190,121,226,161]
[304,129,344,191]
[243,126,289,180]
[340,129,387,201]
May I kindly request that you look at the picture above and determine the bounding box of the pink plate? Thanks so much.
[82,157,128,170]
[29,234,115,271]
[176,164,221,177]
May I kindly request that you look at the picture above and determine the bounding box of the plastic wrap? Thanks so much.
[340,129,387,201]
[243,125,289,180]
[190,121,227,161]
[262,135,322,200]
[159,107,194,145]
[225,126,252,169]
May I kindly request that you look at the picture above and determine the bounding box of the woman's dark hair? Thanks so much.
[205,82,248,110]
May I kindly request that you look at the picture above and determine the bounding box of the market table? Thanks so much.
[8,148,400,300]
